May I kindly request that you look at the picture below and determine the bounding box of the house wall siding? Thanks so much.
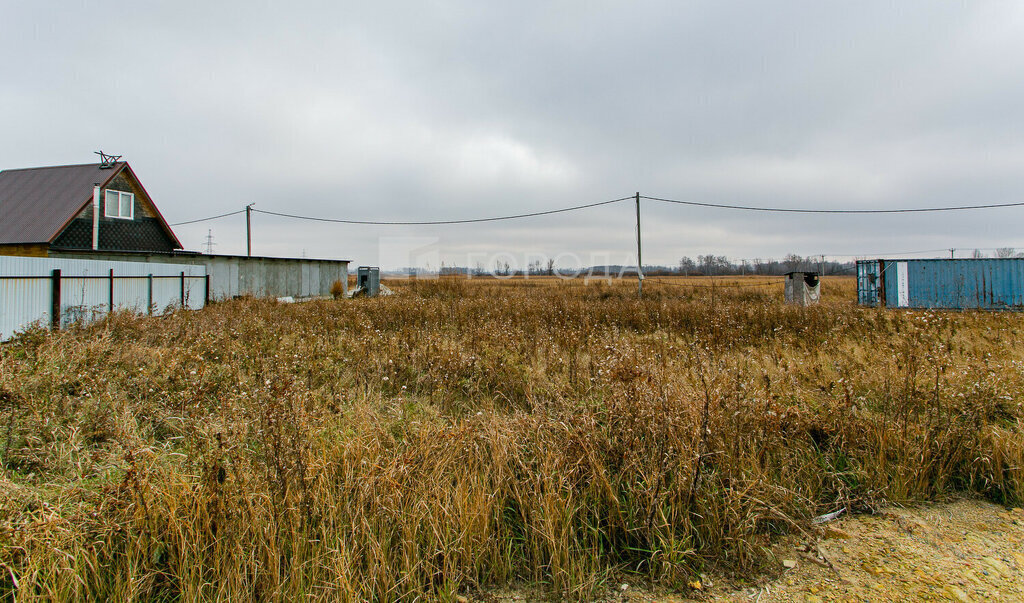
[0,244,48,257]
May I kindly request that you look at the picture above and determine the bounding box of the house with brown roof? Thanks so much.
[0,157,350,300]
[0,161,182,257]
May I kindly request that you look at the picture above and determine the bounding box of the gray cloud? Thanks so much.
[4,1,1024,267]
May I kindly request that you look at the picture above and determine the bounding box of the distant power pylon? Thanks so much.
[203,229,216,254]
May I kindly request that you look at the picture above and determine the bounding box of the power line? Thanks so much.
[171,209,246,227]
[953,246,1024,252]
[165,193,1024,284]
[171,194,1024,229]
[251,196,633,225]
[641,195,1024,214]
[646,277,784,290]
[672,250,947,265]
[672,246,1024,266]
[818,249,951,258]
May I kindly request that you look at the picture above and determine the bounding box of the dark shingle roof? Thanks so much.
[0,163,122,244]
[0,162,180,248]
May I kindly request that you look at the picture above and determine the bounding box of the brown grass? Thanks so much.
[0,276,1022,601]
[330,279,346,299]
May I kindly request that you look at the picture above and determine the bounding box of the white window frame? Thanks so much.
[104,190,134,220]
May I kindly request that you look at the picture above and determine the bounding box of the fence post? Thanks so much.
[180,271,186,308]
[205,274,210,306]
[147,274,153,315]
[877,259,887,308]
[50,269,61,329]
[109,268,114,314]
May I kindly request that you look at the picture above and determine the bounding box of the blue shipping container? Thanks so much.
[856,258,1024,310]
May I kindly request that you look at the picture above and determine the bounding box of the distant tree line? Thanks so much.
[974,248,1023,258]
[413,249,1022,279]
[674,254,853,276]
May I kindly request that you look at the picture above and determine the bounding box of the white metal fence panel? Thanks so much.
[0,256,206,341]
[0,276,50,340]
[112,278,149,312]
[60,277,106,327]
[152,278,181,314]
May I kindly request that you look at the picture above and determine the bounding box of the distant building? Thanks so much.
[0,161,182,257]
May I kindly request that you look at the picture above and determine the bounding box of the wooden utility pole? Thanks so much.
[246,203,254,257]
[635,192,643,297]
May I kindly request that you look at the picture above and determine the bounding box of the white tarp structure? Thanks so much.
[784,271,821,306]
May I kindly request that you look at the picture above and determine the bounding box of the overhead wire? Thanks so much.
[818,249,951,258]
[250,196,633,225]
[171,194,1024,228]
[645,277,784,290]
[170,209,246,227]
[166,195,1024,274]
[640,195,1024,214]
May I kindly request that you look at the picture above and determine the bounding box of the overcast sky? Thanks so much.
[4,1,1024,269]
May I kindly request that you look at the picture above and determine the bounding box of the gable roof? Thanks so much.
[0,162,182,248]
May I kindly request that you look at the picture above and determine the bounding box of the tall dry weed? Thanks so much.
[0,276,1022,600]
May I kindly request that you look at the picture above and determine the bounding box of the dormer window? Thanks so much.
[104,190,134,219]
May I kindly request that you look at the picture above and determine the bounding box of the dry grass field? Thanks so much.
[1,276,1023,601]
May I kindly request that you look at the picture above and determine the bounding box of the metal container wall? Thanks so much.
[856,261,881,307]
[1,256,205,340]
[856,258,1024,310]
[208,256,346,299]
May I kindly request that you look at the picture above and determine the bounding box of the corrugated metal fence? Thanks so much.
[857,258,1024,310]
[50,251,349,300]
[200,255,347,300]
[1,256,206,341]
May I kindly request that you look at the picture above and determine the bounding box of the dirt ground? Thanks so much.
[703,499,1024,602]
[488,499,1024,602]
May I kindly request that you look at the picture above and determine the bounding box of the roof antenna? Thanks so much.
[95,151,121,169]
